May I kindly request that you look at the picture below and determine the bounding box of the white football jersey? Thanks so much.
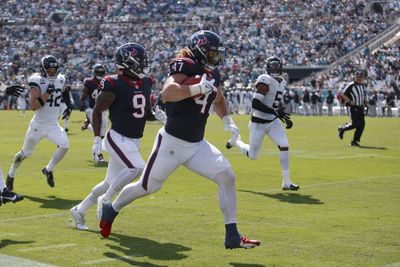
[28,73,66,124]
[253,74,286,121]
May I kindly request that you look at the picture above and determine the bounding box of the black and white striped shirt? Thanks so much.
[343,82,366,106]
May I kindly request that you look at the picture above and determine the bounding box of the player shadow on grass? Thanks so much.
[86,230,190,265]
[24,195,81,210]
[230,263,266,267]
[86,160,108,168]
[0,239,35,249]
[239,190,323,205]
[357,145,387,150]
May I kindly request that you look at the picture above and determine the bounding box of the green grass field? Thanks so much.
[0,110,399,267]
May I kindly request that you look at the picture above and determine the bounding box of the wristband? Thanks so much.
[37,97,45,106]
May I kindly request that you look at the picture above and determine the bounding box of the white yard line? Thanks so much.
[0,254,56,267]
[0,233,19,237]
[19,243,75,252]
[80,254,142,265]
[0,174,398,225]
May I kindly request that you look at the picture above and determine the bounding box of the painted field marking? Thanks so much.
[80,254,142,265]
[0,254,56,267]
[19,243,75,252]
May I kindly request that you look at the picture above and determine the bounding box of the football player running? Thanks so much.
[6,55,70,190]
[227,56,300,191]
[70,43,166,230]
[79,64,108,164]
[97,30,260,249]
[0,83,24,205]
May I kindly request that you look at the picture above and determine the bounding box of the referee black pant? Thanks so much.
[342,106,365,142]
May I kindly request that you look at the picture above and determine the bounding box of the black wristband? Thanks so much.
[37,97,45,106]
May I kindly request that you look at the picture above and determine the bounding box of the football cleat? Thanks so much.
[6,175,14,191]
[42,168,55,187]
[282,183,300,191]
[338,127,344,140]
[226,135,241,150]
[225,235,261,249]
[226,141,233,149]
[97,153,107,164]
[98,201,118,238]
[81,119,90,131]
[1,187,24,204]
[70,206,89,230]
[350,141,361,147]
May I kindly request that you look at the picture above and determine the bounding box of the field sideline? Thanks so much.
[0,110,399,267]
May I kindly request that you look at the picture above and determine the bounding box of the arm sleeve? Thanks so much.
[252,98,275,114]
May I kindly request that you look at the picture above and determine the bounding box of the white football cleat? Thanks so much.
[70,206,88,230]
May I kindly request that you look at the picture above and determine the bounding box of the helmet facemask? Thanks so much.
[266,59,283,78]
[41,57,60,82]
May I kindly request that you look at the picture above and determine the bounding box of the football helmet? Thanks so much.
[93,64,106,79]
[41,55,60,81]
[186,30,225,70]
[265,56,283,77]
[115,43,149,80]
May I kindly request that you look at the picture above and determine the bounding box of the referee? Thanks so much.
[338,70,368,146]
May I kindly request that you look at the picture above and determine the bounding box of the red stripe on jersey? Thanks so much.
[119,74,143,89]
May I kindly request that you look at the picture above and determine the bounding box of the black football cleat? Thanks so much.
[338,127,344,140]
[42,168,55,187]
[226,141,233,149]
[350,141,361,147]
[6,175,14,191]
[282,183,300,191]
[1,187,24,204]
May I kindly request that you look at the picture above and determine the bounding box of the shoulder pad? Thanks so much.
[255,74,274,86]
[27,73,46,86]
[169,57,196,76]
[57,74,66,82]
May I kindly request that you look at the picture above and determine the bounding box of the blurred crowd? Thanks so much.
[0,0,399,114]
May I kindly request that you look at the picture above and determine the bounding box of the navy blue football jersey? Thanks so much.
[165,57,221,142]
[101,74,153,138]
[84,77,101,108]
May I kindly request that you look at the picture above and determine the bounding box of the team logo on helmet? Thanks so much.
[196,36,208,46]
[120,47,137,62]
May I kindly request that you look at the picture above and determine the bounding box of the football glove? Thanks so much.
[189,73,217,96]
[92,136,102,157]
[284,118,293,129]
[62,108,72,120]
[5,85,24,97]
[154,105,167,124]
[46,84,55,94]
[273,107,291,121]
[223,115,240,144]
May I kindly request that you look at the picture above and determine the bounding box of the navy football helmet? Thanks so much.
[41,55,60,81]
[115,43,149,80]
[93,64,106,79]
[265,56,283,77]
[186,30,225,70]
